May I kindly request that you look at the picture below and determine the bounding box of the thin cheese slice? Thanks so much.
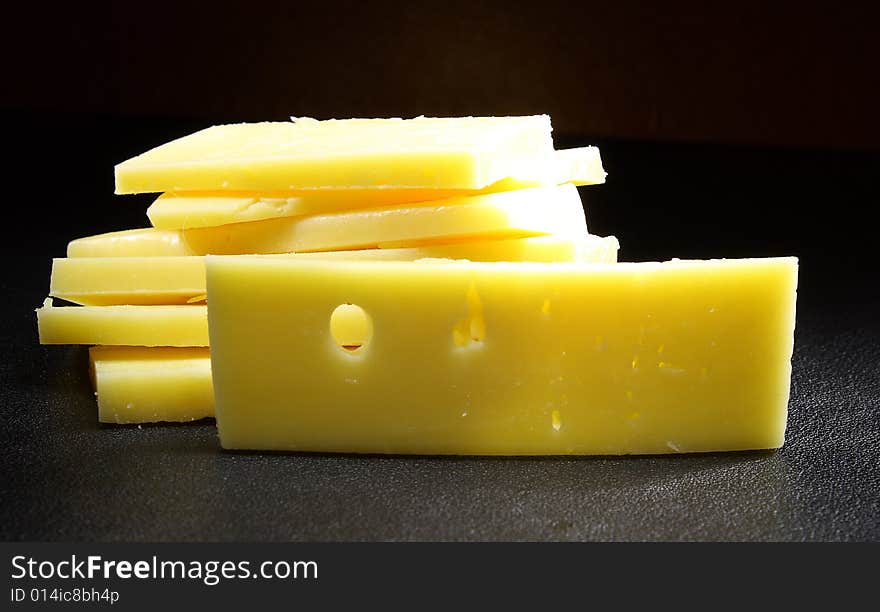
[115,116,556,193]
[147,147,605,230]
[53,236,618,305]
[51,256,206,305]
[70,184,586,257]
[206,257,798,455]
[89,347,213,424]
[37,299,208,346]
[39,296,371,352]
[297,235,620,264]
[67,227,190,257]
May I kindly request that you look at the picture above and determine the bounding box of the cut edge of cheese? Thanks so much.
[37,298,209,346]
[182,184,587,255]
[146,147,605,230]
[50,235,617,305]
[89,346,214,423]
[115,116,556,194]
[68,228,193,257]
[300,234,620,263]
[205,255,797,455]
[70,185,587,257]
[50,256,206,305]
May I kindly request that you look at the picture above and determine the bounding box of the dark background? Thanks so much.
[1,1,878,541]
[5,0,879,149]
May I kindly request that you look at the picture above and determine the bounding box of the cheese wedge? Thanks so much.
[54,236,618,305]
[37,299,208,346]
[206,257,798,454]
[115,116,557,194]
[146,147,605,230]
[89,347,213,423]
[69,184,586,257]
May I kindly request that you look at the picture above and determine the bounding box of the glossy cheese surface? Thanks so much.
[89,347,213,423]
[52,236,617,305]
[70,185,585,256]
[295,235,619,264]
[146,147,605,230]
[37,299,208,346]
[206,257,798,455]
[115,116,555,193]
[51,256,206,305]
[67,228,190,257]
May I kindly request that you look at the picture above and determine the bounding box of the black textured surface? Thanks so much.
[1,115,878,541]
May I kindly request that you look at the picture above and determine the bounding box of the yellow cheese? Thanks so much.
[206,257,798,454]
[51,256,206,305]
[146,147,605,230]
[115,116,557,194]
[89,346,213,423]
[186,184,586,254]
[37,298,208,346]
[297,235,620,264]
[70,184,586,257]
[53,236,618,305]
[38,296,372,351]
[67,228,191,257]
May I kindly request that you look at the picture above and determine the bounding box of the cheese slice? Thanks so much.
[67,227,190,257]
[38,296,371,350]
[69,184,586,257]
[297,235,619,264]
[206,257,798,454]
[115,116,556,194]
[37,299,208,346]
[146,147,605,230]
[53,236,618,305]
[51,256,206,305]
[89,346,213,423]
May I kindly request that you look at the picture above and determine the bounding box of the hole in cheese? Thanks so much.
[453,283,486,348]
[330,303,372,354]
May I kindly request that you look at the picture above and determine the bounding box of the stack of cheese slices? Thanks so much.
[37,115,617,424]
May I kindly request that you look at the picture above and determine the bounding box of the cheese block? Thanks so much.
[115,116,557,194]
[206,257,798,454]
[69,184,586,257]
[146,147,606,230]
[53,236,618,305]
[37,299,208,346]
[89,347,213,423]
